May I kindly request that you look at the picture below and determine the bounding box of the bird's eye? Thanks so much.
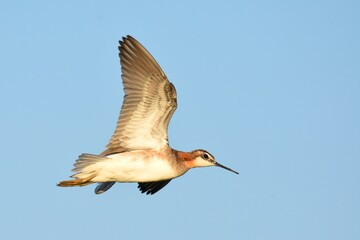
[202,153,209,159]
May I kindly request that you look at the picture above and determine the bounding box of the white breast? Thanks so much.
[91,151,179,183]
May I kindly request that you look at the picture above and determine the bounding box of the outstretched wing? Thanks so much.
[103,36,177,156]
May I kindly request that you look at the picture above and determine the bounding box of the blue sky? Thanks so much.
[0,1,359,239]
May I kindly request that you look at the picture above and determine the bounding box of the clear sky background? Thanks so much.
[0,1,359,239]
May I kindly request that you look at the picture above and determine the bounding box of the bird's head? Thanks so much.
[182,149,239,174]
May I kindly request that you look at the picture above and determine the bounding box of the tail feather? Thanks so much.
[58,154,108,187]
[57,174,96,187]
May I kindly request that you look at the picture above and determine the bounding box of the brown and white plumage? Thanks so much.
[58,36,238,195]
[102,36,177,156]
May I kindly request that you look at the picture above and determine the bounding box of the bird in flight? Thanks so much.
[58,36,238,195]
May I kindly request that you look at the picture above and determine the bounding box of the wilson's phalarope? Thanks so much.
[58,36,238,195]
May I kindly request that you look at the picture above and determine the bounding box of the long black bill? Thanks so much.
[216,162,239,174]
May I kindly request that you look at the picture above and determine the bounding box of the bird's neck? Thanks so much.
[173,150,197,168]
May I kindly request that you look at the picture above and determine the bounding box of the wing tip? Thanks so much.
[119,35,135,46]
[138,180,171,195]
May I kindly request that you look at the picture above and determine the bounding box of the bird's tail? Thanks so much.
[57,154,108,187]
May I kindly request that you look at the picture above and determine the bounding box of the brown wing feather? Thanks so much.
[104,36,177,154]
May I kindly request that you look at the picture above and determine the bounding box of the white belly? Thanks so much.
[91,152,179,182]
